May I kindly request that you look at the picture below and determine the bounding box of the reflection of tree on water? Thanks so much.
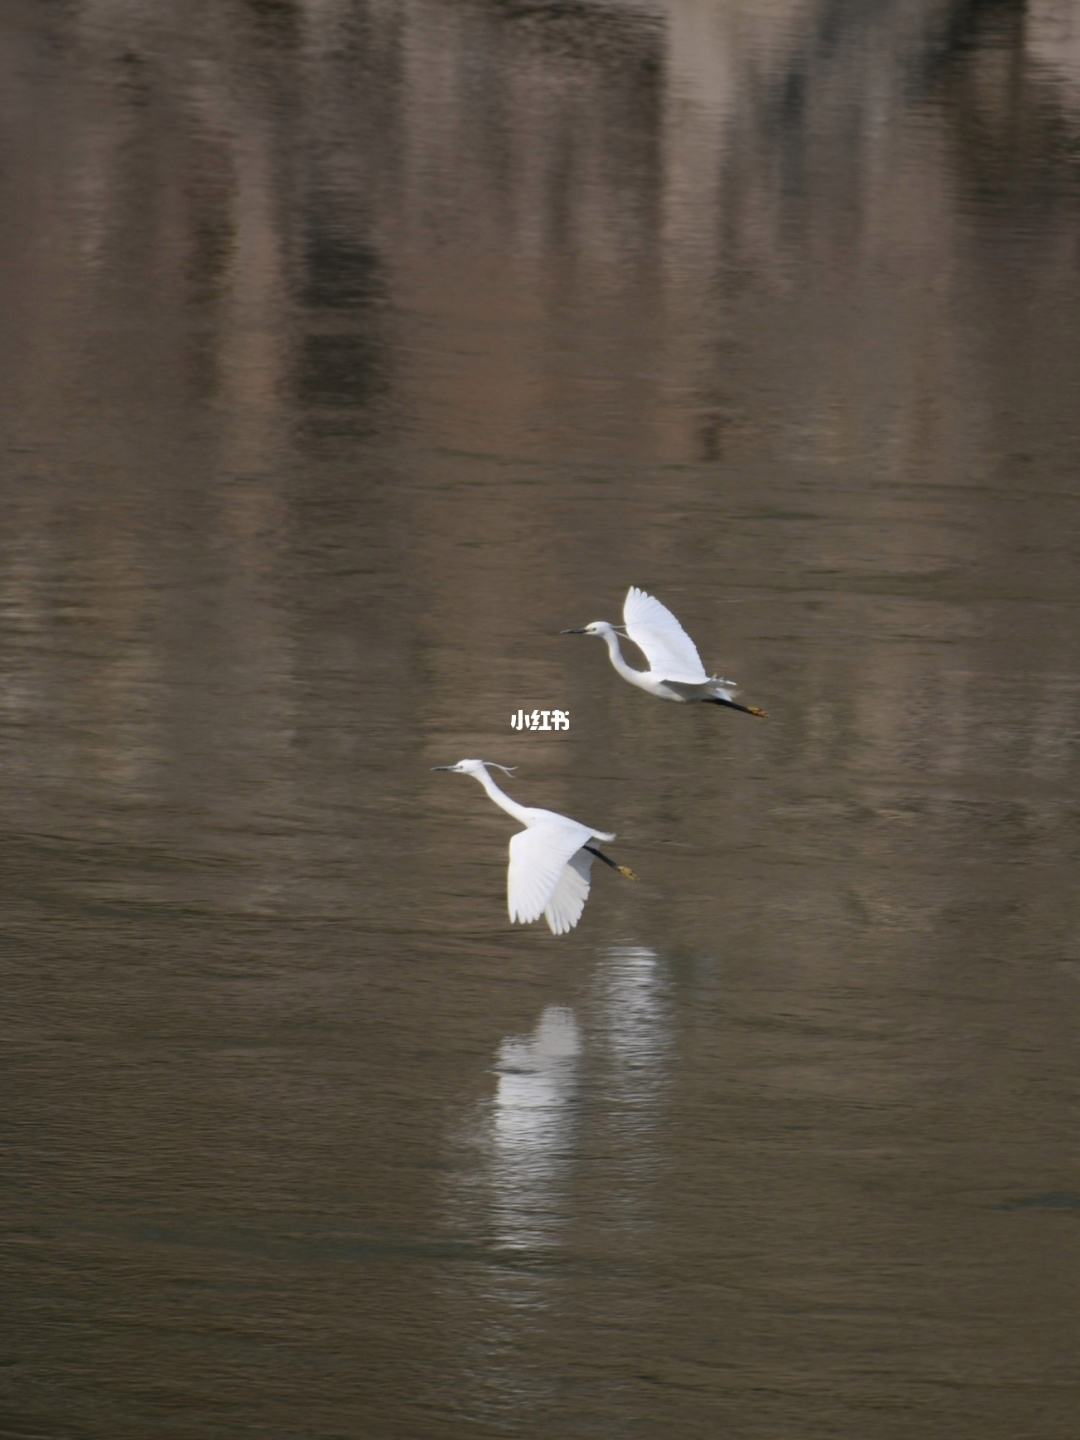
[4,0,1080,830]
[297,221,390,422]
[9,0,1080,471]
[243,0,302,41]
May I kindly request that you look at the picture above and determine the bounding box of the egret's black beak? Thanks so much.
[560,627,586,635]
[431,765,454,771]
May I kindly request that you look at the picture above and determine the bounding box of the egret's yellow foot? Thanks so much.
[617,865,639,881]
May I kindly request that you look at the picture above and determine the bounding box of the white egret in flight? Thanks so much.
[432,760,637,936]
[562,585,767,718]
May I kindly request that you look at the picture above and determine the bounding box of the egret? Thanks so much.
[432,760,637,936]
[561,585,767,717]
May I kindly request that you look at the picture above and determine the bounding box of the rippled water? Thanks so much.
[4,2,1080,1436]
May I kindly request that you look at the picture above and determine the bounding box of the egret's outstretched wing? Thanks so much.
[623,586,708,682]
[543,848,596,936]
[508,820,608,932]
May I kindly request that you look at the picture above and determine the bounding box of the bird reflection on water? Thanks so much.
[488,1006,584,1253]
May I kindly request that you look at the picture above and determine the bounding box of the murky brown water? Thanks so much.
[4,1,1080,1436]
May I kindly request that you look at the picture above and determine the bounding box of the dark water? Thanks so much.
[4,1,1080,1436]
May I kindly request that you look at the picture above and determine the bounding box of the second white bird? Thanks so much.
[561,585,767,717]
[432,759,637,936]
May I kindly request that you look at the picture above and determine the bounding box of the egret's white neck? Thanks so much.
[473,766,531,825]
[602,628,646,684]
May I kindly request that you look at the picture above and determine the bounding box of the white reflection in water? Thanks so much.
[594,944,672,1205]
[488,1005,583,1251]
[599,944,670,1100]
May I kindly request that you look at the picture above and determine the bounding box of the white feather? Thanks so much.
[543,848,597,936]
[508,818,614,934]
[622,586,708,682]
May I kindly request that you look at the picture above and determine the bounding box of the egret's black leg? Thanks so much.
[584,845,638,881]
[703,697,768,718]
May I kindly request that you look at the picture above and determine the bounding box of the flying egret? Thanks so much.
[561,585,767,717]
[432,760,637,936]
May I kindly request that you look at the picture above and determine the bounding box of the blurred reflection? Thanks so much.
[488,1005,583,1252]
[598,943,670,1114]
[1028,1,1080,107]
[590,944,672,1231]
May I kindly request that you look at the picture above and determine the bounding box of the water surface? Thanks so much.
[4,2,1080,1436]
